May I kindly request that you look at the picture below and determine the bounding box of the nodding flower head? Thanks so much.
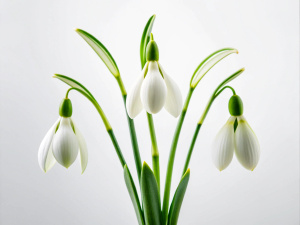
[212,95,260,171]
[38,98,88,173]
[126,34,183,118]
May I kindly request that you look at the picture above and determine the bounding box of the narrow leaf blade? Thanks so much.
[53,74,96,100]
[214,68,245,95]
[190,48,238,88]
[124,165,145,225]
[75,29,120,77]
[141,162,162,225]
[140,15,156,68]
[168,169,190,225]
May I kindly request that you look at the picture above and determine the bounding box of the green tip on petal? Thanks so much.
[59,98,73,117]
[228,95,243,116]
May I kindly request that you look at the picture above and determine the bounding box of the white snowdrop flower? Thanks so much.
[38,98,88,173]
[126,34,182,118]
[234,115,260,171]
[212,116,235,171]
[212,95,260,171]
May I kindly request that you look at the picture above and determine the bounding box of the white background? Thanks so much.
[0,0,299,224]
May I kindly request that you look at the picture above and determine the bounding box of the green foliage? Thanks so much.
[168,169,190,225]
[141,162,162,225]
[124,165,145,225]
[75,29,120,77]
[190,48,238,88]
[140,15,156,68]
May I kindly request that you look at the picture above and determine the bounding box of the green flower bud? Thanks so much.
[228,95,243,116]
[59,98,73,117]
[146,34,159,61]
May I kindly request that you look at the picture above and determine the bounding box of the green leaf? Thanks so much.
[53,74,96,101]
[190,48,238,88]
[140,15,156,68]
[124,165,145,225]
[214,68,245,95]
[141,162,162,225]
[168,169,190,225]
[75,28,120,77]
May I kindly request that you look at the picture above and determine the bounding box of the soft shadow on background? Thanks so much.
[0,0,299,224]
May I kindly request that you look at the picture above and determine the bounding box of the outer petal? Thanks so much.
[211,116,235,171]
[126,63,148,119]
[38,118,60,172]
[234,116,260,171]
[52,117,79,168]
[141,61,167,114]
[159,63,183,117]
[72,119,88,174]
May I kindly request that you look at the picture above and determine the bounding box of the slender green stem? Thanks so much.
[162,88,194,225]
[115,75,142,181]
[107,129,126,167]
[215,85,236,97]
[122,94,142,181]
[66,88,126,166]
[116,75,127,96]
[146,112,160,191]
[181,123,201,176]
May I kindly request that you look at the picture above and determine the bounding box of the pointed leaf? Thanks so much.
[141,162,162,225]
[140,15,156,68]
[190,48,238,88]
[214,68,245,96]
[168,169,190,225]
[75,29,120,77]
[124,165,145,225]
[53,74,96,101]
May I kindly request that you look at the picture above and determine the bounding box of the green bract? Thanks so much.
[59,98,72,117]
[190,48,238,89]
[75,28,120,77]
[228,95,244,116]
[140,15,156,68]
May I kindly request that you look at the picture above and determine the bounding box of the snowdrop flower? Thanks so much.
[38,98,88,173]
[126,34,182,118]
[212,95,260,171]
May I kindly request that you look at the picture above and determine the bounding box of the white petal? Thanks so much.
[159,63,183,117]
[141,61,167,114]
[52,117,79,168]
[38,118,60,172]
[234,116,260,171]
[72,119,88,174]
[211,116,236,171]
[126,64,148,119]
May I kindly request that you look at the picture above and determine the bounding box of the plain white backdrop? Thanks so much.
[0,0,299,224]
